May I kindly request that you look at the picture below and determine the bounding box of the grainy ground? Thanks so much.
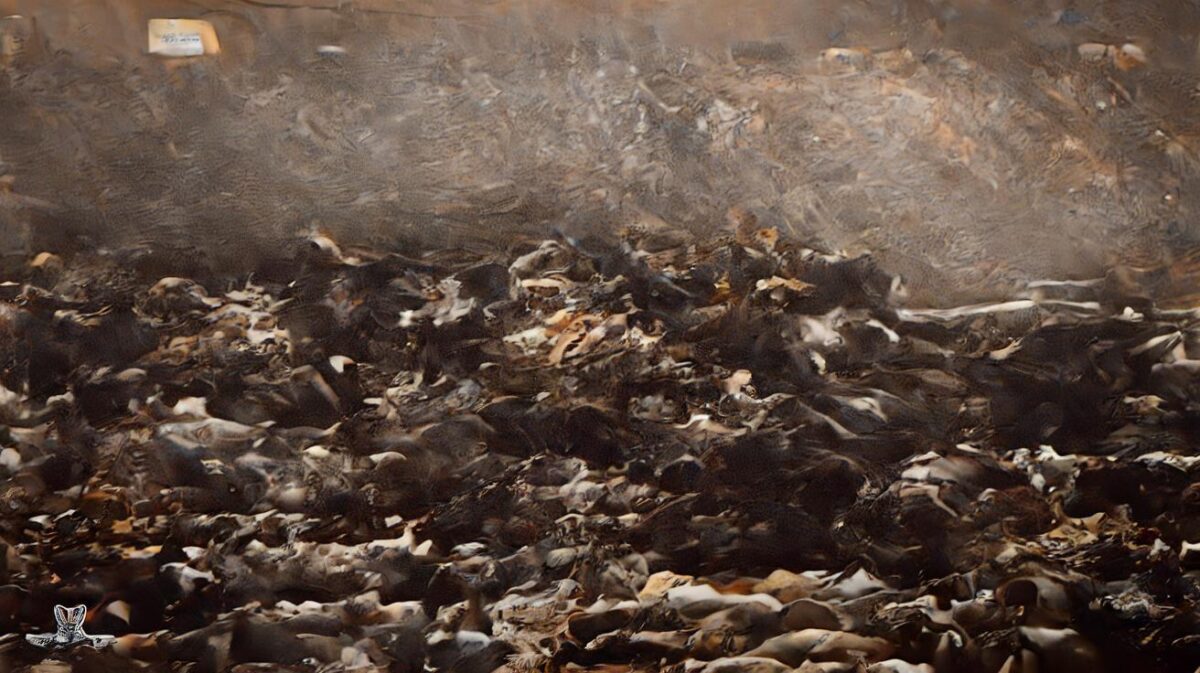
[0,0,1198,305]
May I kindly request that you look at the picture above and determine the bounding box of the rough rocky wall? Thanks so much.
[1,0,1199,304]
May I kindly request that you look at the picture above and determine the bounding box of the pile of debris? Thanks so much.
[0,224,1197,672]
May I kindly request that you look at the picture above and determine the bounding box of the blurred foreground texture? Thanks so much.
[1,0,1200,304]
[2,3,1200,673]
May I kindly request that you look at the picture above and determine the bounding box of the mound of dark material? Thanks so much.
[0,227,1197,672]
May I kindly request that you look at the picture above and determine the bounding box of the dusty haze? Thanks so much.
[1,0,1198,304]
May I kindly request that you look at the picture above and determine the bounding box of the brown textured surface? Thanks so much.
[1,0,1199,304]
[1,226,1199,672]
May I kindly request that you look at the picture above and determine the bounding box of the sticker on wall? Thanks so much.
[147,18,220,57]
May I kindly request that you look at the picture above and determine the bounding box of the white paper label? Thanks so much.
[148,19,218,57]
[157,32,203,56]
